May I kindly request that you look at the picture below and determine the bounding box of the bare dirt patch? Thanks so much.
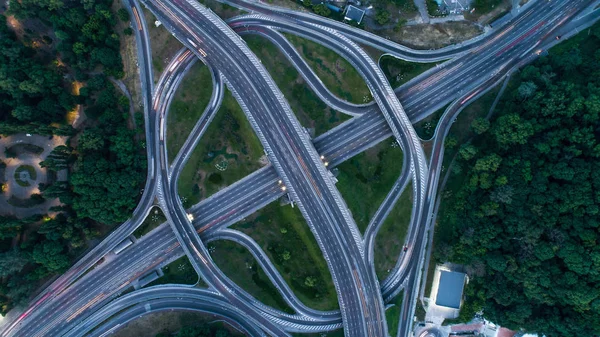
[369,21,483,50]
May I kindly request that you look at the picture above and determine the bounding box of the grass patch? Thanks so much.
[111,311,244,337]
[374,184,412,280]
[465,0,511,24]
[14,165,37,187]
[471,0,506,15]
[196,0,245,19]
[133,206,166,238]
[415,301,426,322]
[336,139,404,233]
[244,35,350,136]
[284,33,372,104]
[414,103,449,140]
[167,63,213,162]
[423,249,438,299]
[177,90,265,207]
[233,202,338,311]
[142,8,184,82]
[148,255,199,286]
[386,291,404,337]
[379,56,436,88]
[210,240,295,314]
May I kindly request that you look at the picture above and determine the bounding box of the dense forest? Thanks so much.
[0,0,145,313]
[436,24,600,335]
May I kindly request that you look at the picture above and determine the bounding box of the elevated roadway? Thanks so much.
[4,1,600,334]
[143,0,388,335]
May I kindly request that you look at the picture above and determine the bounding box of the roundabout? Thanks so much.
[0,134,67,217]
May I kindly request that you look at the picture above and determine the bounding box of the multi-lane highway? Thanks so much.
[143,0,391,336]
[2,0,600,336]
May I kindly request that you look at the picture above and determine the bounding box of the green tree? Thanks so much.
[32,240,70,272]
[375,9,391,25]
[471,117,490,135]
[0,249,29,278]
[117,8,129,21]
[313,4,331,17]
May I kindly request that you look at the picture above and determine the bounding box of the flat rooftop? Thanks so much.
[435,270,466,309]
[344,5,365,24]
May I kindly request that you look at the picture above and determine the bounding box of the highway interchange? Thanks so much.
[1,0,600,336]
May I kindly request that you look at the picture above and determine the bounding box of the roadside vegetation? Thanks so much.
[465,0,512,25]
[244,35,350,136]
[385,291,404,337]
[336,139,405,233]
[374,185,412,280]
[209,240,295,313]
[167,63,213,163]
[434,23,600,335]
[147,255,199,286]
[142,8,184,81]
[372,21,482,50]
[421,84,502,301]
[196,0,244,20]
[284,33,373,104]
[233,201,338,310]
[379,56,436,89]
[111,311,242,337]
[0,0,146,313]
[133,206,167,238]
[177,90,265,208]
[414,103,449,140]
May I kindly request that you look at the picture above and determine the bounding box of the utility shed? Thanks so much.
[435,270,466,309]
[344,5,365,24]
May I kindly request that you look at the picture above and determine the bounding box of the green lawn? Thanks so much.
[374,184,412,280]
[167,63,213,163]
[336,139,404,233]
[148,255,199,286]
[133,206,166,238]
[285,33,372,104]
[414,103,449,140]
[14,165,36,187]
[209,240,295,313]
[379,56,436,88]
[385,291,404,337]
[233,201,338,311]
[244,35,350,136]
[177,90,265,208]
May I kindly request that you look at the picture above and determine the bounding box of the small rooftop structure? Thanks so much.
[344,5,365,24]
[435,270,466,309]
[444,0,471,14]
